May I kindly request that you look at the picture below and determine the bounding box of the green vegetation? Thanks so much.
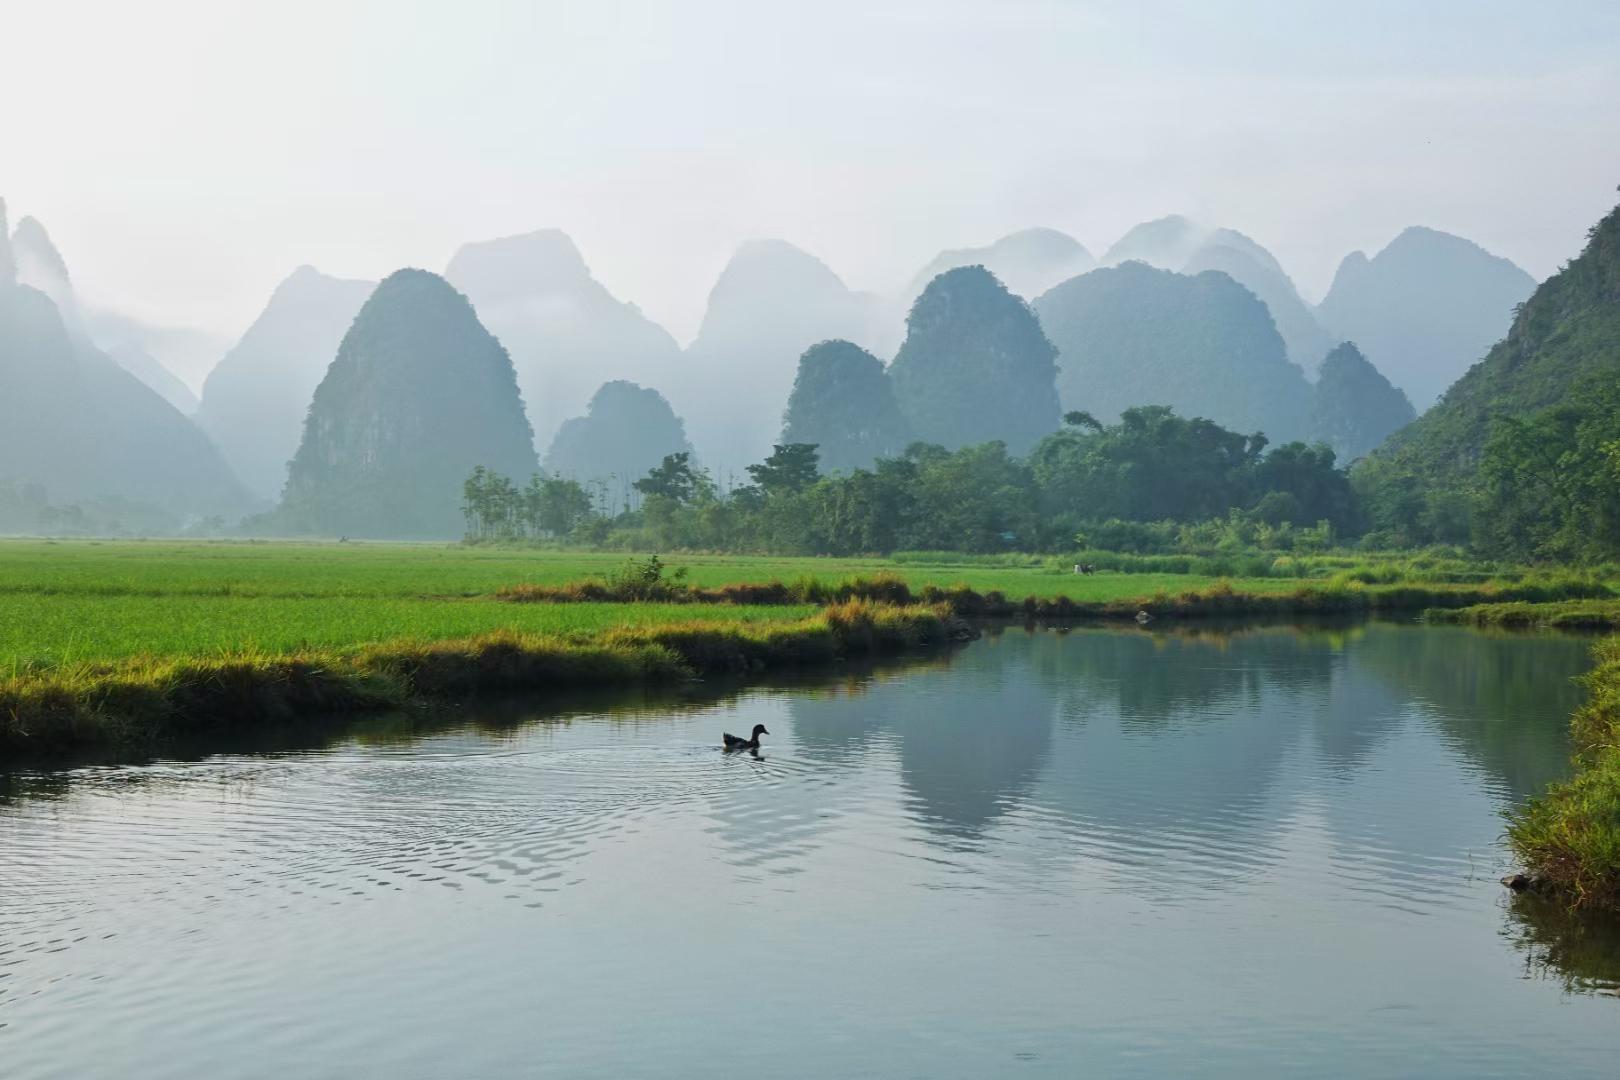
[1356,197,1620,548]
[1508,637,1620,910]
[1429,599,1620,631]
[889,265,1061,455]
[781,339,911,473]
[467,406,1366,555]
[0,599,966,757]
[2,538,1611,759]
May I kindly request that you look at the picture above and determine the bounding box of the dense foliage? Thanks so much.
[1356,196,1620,550]
[1308,342,1416,463]
[464,406,1358,556]
[780,340,911,472]
[278,270,539,538]
[888,266,1062,455]
[1476,377,1620,562]
[1033,262,1313,444]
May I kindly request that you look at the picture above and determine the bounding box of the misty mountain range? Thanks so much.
[0,194,1541,535]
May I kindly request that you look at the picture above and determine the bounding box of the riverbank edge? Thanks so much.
[502,573,1609,620]
[1426,599,1620,631]
[0,600,973,758]
[1507,636,1620,911]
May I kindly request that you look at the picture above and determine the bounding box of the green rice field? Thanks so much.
[0,539,1296,667]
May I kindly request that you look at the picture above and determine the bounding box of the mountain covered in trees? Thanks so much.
[780,339,911,473]
[906,228,1095,307]
[1355,198,1620,551]
[0,201,247,525]
[1308,343,1416,463]
[889,266,1061,455]
[1103,216,1333,370]
[1317,227,1536,409]
[1034,262,1313,444]
[543,380,692,500]
[278,270,537,537]
[194,265,374,500]
[445,230,683,452]
[675,239,889,478]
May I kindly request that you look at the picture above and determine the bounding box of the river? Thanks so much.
[3,621,1618,1077]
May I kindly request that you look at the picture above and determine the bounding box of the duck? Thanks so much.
[722,723,769,751]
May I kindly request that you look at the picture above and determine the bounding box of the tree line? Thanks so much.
[462,405,1358,555]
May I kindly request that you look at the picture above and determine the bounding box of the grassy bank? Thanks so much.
[0,600,970,757]
[1508,637,1620,910]
[1428,599,1620,631]
[503,570,1612,621]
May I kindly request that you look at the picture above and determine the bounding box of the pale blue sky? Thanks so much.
[5,0,1618,374]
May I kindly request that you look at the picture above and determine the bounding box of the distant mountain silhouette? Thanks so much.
[1317,226,1536,409]
[279,270,538,538]
[1104,215,1335,371]
[0,202,247,520]
[1035,262,1312,444]
[194,265,374,500]
[907,227,1095,306]
[445,229,683,453]
[1308,342,1416,462]
[544,380,692,496]
[676,239,888,478]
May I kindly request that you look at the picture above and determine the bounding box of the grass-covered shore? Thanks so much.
[1509,637,1620,910]
[0,600,970,757]
[2,537,1610,758]
[1428,599,1620,631]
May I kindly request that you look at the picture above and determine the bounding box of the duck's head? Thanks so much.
[752,724,770,738]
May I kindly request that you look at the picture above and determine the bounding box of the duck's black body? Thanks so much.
[723,723,769,751]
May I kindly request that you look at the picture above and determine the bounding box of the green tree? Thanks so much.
[1477,377,1620,561]
[633,452,700,504]
[746,443,821,497]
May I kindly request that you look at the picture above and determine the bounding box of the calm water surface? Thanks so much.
[4,621,1619,1078]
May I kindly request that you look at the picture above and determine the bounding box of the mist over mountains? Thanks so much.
[0,190,1558,538]
[0,202,247,527]
[445,230,683,454]
[1317,227,1537,409]
[194,266,375,500]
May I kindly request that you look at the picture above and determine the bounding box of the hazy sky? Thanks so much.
[6,0,1619,383]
